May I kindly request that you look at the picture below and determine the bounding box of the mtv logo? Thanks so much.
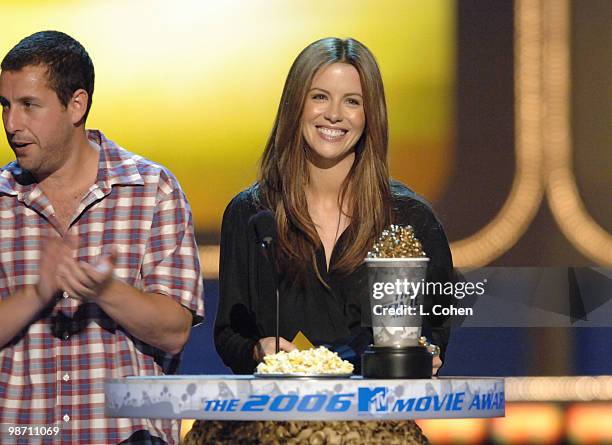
[358,387,389,413]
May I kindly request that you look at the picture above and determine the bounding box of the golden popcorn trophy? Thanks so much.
[362,225,437,379]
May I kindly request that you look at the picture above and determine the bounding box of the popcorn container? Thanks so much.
[366,257,429,346]
[362,257,433,379]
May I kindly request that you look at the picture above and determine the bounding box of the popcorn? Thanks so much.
[367,224,425,258]
[256,346,354,375]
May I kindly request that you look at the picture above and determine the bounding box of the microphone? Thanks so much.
[250,210,281,354]
[251,210,277,268]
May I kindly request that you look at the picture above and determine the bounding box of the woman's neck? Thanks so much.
[305,152,354,205]
[305,152,355,269]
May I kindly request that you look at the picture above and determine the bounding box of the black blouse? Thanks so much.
[214,180,454,374]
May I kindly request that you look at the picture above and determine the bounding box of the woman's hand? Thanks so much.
[433,356,443,376]
[253,337,297,362]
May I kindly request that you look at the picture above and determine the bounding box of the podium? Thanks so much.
[105,376,504,420]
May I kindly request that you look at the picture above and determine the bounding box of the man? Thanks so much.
[0,31,204,444]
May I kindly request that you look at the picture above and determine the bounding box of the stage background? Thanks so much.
[0,0,455,238]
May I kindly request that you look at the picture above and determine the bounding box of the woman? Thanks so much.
[213,37,453,375]
[185,37,452,444]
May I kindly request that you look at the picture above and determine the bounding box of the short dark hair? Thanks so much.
[1,30,95,123]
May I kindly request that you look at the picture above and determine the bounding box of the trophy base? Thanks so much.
[361,345,432,379]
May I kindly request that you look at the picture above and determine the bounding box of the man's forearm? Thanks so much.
[95,279,192,355]
[0,285,48,349]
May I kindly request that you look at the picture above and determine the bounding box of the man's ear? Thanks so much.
[69,89,89,125]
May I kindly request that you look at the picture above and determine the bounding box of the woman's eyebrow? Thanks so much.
[308,87,363,98]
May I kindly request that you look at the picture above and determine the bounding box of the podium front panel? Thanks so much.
[105,376,504,421]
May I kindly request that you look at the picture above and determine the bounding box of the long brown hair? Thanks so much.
[258,37,391,280]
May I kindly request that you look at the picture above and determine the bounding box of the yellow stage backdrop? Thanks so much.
[0,0,454,233]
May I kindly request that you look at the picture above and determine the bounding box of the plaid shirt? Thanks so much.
[0,130,204,445]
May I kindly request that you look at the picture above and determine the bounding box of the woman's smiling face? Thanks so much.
[301,62,365,168]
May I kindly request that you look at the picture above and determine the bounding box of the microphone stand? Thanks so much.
[275,290,280,353]
[261,237,280,354]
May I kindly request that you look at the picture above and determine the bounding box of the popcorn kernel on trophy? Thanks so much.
[361,225,434,379]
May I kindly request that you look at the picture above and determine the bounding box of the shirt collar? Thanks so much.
[0,162,31,196]
[0,129,144,196]
[88,129,144,191]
